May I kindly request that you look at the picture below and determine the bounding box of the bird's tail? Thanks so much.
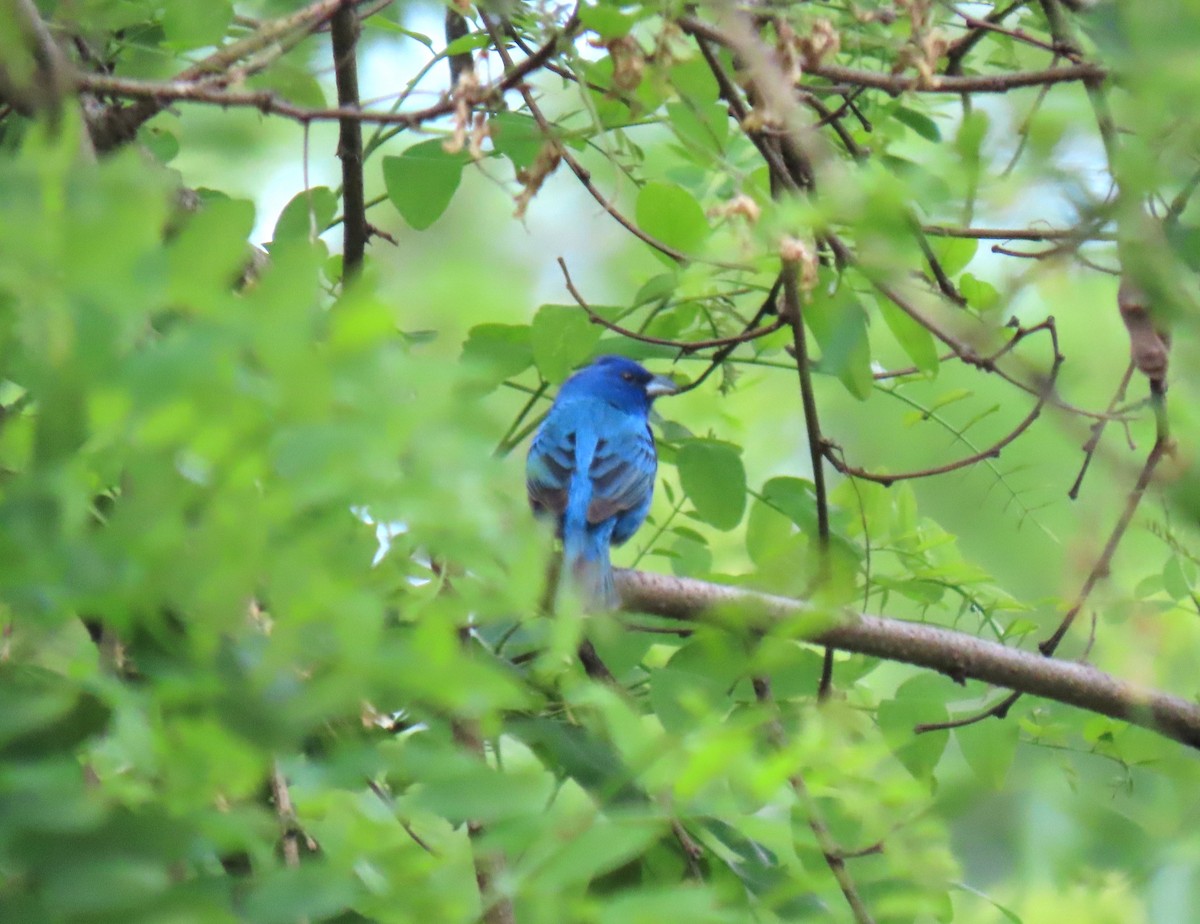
[562,522,618,610]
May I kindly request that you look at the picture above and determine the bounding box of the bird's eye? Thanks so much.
[621,371,634,381]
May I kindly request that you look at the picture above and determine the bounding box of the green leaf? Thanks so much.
[140,127,179,165]
[273,187,338,243]
[633,273,677,306]
[877,675,953,785]
[248,61,326,108]
[533,820,662,885]
[365,18,434,48]
[878,300,939,375]
[959,273,1001,312]
[956,718,1019,789]
[167,196,256,307]
[0,666,110,759]
[746,477,816,567]
[579,5,637,39]
[806,286,873,400]
[1163,555,1193,600]
[383,140,469,230]
[676,439,746,530]
[461,323,533,384]
[932,237,977,277]
[490,112,545,171]
[954,110,989,166]
[635,182,709,254]
[530,304,601,384]
[161,0,232,49]
[649,664,727,732]
[746,498,794,568]
[668,526,712,576]
[952,883,1025,924]
[444,32,490,55]
[666,101,728,156]
[894,106,942,141]
[668,57,720,105]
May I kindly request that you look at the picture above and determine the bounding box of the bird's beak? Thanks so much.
[646,374,679,398]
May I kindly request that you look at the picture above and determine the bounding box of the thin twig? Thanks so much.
[803,60,1105,95]
[76,27,557,130]
[331,3,366,278]
[674,276,783,395]
[557,258,783,352]
[954,7,1073,60]
[912,219,967,306]
[821,319,1063,485]
[366,779,439,856]
[452,719,516,924]
[781,260,834,699]
[478,10,709,266]
[269,759,306,871]
[1041,433,1170,654]
[88,0,365,150]
[921,224,1115,241]
[944,0,1028,74]
[1068,362,1136,499]
[753,678,877,924]
[0,0,72,118]
[914,430,1171,736]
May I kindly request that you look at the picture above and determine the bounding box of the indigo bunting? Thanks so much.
[527,355,677,608]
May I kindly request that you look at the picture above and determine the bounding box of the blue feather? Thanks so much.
[527,356,677,608]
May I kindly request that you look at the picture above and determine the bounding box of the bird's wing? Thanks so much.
[586,423,656,525]
[526,420,573,518]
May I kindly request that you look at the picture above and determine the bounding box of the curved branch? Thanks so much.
[821,319,1063,484]
[614,569,1200,751]
[557,258,784,353]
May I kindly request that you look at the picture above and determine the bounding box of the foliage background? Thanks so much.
[1,1,1199,922]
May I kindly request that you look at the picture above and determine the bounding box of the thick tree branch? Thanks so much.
[614,570,1200,751]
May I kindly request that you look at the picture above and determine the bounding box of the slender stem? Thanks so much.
[331,3,366,278]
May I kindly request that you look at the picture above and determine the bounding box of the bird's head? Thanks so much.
[561,355,678,413]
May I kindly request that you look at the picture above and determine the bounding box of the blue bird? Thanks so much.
[527,355,677,609]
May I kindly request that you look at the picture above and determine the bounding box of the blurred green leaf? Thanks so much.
[444,32,491,55]
[530,304,602,384]
[878,675,952,784]
[878,300,940,375]
[894,106,942,142]
[461,322,534,391]
[956,718,1019,789]
[806,286,873,400]
[490,112,545,171]
[676,439,746,530]
[161,0,232,49]
[273,187,337,243]
[635,182,709,254]
[580,5,637,39]
[383,141,469,230]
